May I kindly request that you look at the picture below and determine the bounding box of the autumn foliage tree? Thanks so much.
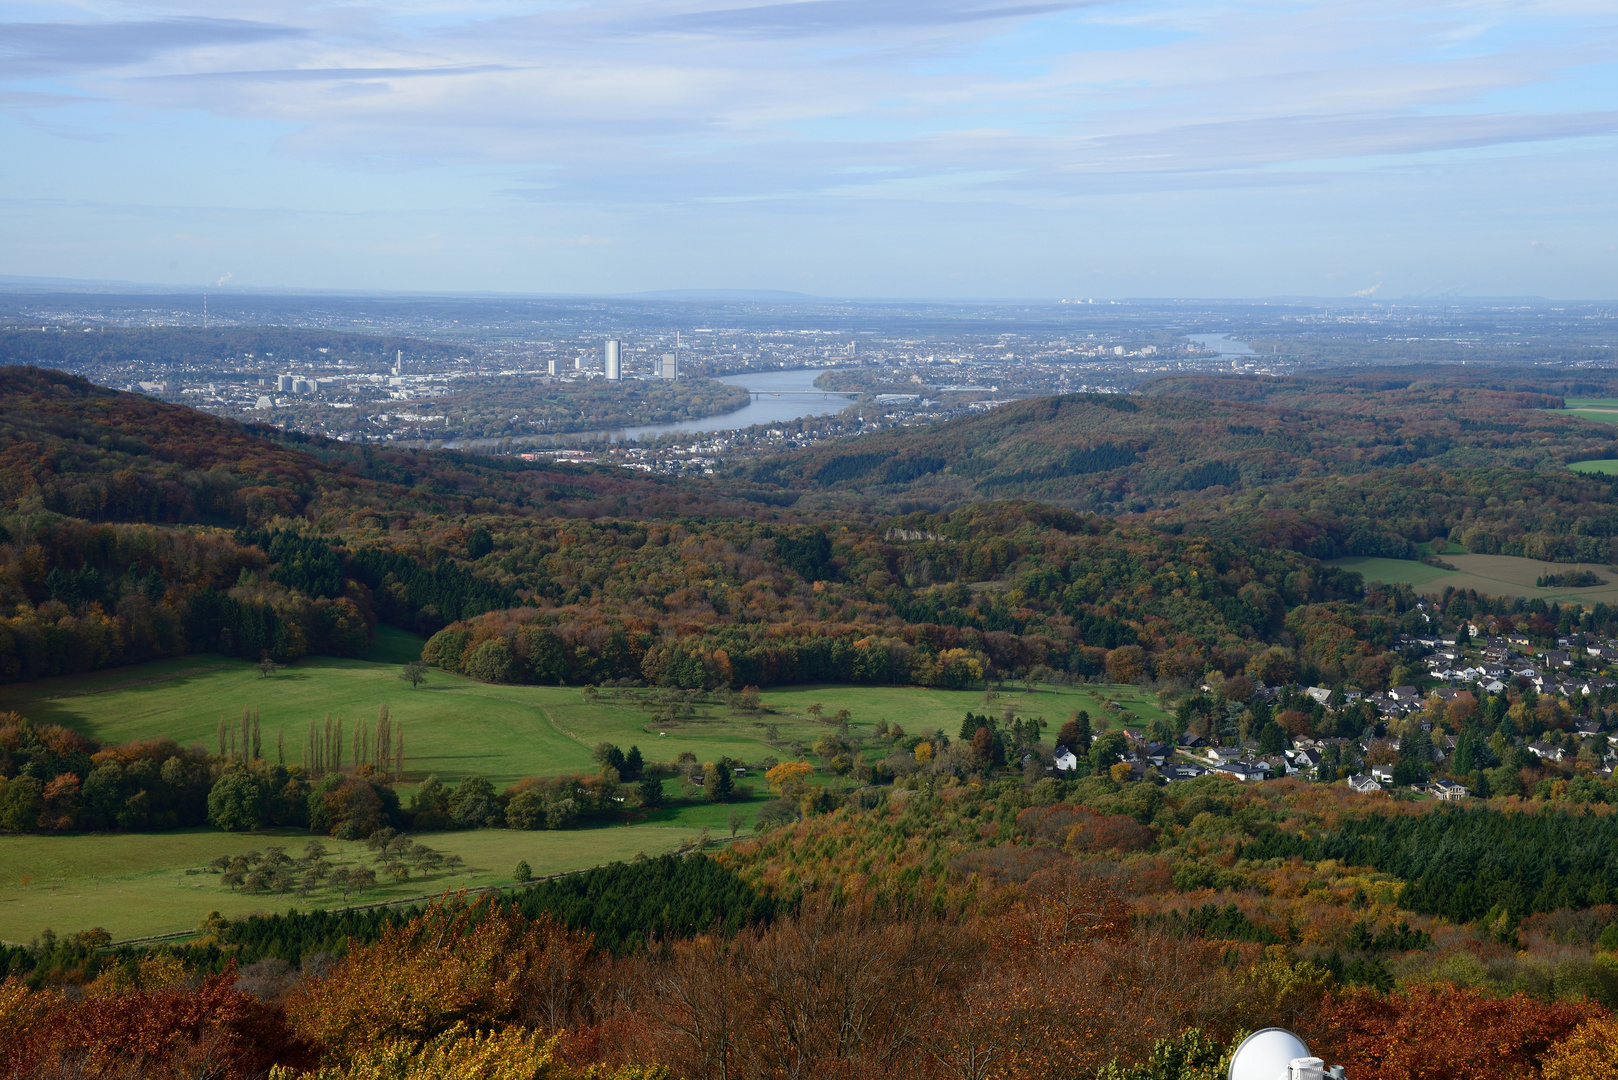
[285,897,597,1060]
[0,970,308,1080]
[1313,983,1605,1080]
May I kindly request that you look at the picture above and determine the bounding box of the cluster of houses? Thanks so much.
[1391,628,1618,700]
[1044,628,1618,796]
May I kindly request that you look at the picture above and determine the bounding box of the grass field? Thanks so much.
[1330,553,1618,604]
[1560,400,1618,426]
[0,824,693,944]
[0,656,1164,790]
[1567,458,1618,475]
[0,648,1166,939]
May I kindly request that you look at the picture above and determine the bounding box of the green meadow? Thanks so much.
[0,656,1162,791]
[0,824,693,944]
[0,641,1166,940]
[1330,553,1618,604]
[1561,399,1618,426]
[1567,458,1618,475]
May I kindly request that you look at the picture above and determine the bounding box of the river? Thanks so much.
[436,368,855,450]
[608,368,854,442]
[1185,334,1256,356]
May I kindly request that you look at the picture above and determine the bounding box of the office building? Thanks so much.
[277,374,295,392]
[657,353,678,380]
[604,339,622,381]
[547,358,559,376]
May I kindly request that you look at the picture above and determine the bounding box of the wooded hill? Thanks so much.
[739,377,1615,511]
[0,366,775,526]
[6,362,1618,690]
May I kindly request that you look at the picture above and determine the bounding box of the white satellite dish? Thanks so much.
[1228,1028,1312,1080]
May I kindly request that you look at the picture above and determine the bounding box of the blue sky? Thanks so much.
[2,0,1617,298]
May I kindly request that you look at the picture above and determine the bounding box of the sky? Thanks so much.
[2,0,1618,298]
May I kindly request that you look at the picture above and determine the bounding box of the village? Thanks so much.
[1051,601,1618,801]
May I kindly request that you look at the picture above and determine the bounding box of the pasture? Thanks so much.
[0,646,1165,940]
[1562,399,1618,425]
[0,656,1162,791]
[1567,458,1618,475]
[1331,553,1618,604]
[0,823,692,944]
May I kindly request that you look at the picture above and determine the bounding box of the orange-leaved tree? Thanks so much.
[1,969,306,1080]
[286,896,596,1062]
[1314,983,1604,1080]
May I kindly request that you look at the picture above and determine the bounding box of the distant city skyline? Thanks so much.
[3,1,1617,299]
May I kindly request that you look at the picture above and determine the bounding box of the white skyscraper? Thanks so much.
[658,353,678,380]
[547,357,559,376]
[604,339,622,381]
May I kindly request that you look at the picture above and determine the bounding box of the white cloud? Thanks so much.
[2,0,1617,293]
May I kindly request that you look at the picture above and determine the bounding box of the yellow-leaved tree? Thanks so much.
[273,1024,668,1080]
[1541,1014,1618,1080]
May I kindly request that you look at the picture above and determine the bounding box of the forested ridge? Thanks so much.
[13,362,1618,692]
[741,376,1615,512]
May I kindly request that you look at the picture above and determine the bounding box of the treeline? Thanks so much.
[2,707,690,836]
[1240,807,1618,924]
[0,853,769,981]
[0,517,372,682]
[416,501,1371,690]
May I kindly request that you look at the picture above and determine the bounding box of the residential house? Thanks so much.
[1347,774,1382,794]
[1054,746,1080,772]
[1428,779,1470,801]
[1211,760,1270,783]
[1527,741,1566,762]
